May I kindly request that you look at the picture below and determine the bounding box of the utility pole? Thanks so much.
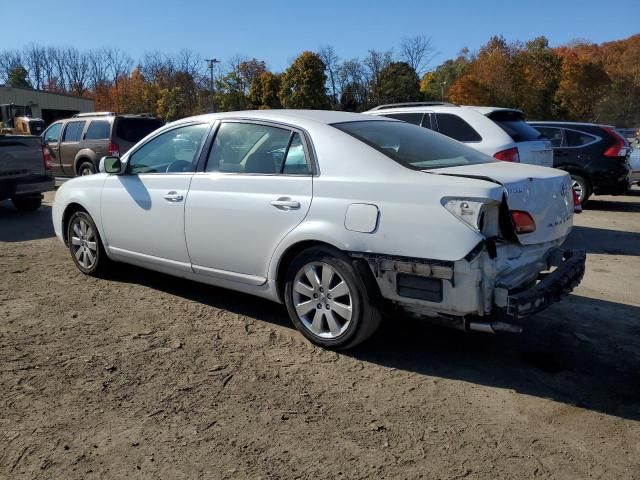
[205,58,221,113]
[440,81,447,102]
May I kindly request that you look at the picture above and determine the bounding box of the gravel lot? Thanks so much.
[1,189,639,479]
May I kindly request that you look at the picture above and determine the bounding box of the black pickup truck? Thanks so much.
[0,135,54,211]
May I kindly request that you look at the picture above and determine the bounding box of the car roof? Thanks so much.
[179,109,393,127]
[464,106,523,115]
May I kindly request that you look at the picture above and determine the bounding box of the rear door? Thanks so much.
[185,121,313,284]
[42,122,64,176]
[487,111,553,167]
[59,120,86,175]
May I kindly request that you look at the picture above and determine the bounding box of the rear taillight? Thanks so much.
[108,141,120,157]
[603,127,629,158]
[510,210,536,234]
[42,145,52,171]
[572,187,582,214]
[494,147,520,163]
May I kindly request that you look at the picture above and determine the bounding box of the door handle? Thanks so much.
[271,197,300,210]
[164,191,183,202]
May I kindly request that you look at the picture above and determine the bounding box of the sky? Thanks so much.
[4,0,640,71]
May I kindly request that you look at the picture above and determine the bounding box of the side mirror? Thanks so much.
[99,156,123,174]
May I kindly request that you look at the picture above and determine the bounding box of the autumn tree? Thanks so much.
[555,48,610,121]
[279,51,328,109]
[420,50,470,100]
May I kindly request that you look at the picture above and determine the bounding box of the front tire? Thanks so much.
[11,196,42,211]
[66,211,110,276]
[77,161,96,176]
[283,246,382,350]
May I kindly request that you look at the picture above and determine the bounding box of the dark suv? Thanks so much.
[530,121,630,204]
[41,113,164,177]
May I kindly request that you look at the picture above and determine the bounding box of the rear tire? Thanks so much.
[11,196,42,211]
[571,175,591,205]
[77,161,96,176]
[283,246,382,350]
[66,211,110,276]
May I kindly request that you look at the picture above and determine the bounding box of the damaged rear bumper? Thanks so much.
[500,249,586,319]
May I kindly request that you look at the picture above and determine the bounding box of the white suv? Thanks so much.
[364,102,553,167]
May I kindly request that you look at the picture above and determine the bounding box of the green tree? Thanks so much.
[420,50,470,100]
[8,65,31,88]
[279,51,328,109]
[248,71,281,109]
[371,62,421,105]
[156,87,190,121]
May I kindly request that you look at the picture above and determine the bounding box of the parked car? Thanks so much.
[530,121,631,204]
[1,134,54,210]
[52,111,584,350]
[364,102,553,167]
[41,112,164,177]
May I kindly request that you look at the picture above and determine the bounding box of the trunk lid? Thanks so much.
[433,162,574,245]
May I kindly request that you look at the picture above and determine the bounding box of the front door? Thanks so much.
[59,120,86,175]
[100,122,211,272]
[42,122,64,175]
[185,121,313,284]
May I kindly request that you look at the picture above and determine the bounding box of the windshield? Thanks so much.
[486,110,542,142]
[332,120,495,170]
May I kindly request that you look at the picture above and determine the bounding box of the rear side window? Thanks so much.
[487,110,541,142]
[62,121,86,142]
[534,126,564,147]
[85,120,111,140]
[333,120,494,170]
[435,113,482,142]
[565,129,597,147]
[115,117,164,143]
[282,133,311,175]
[382,113,424,126]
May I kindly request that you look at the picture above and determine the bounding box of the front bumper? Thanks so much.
[504,249,586,319]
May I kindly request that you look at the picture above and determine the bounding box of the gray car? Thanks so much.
[41,112,163,177]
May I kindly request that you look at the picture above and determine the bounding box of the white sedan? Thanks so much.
[52,110,585,349]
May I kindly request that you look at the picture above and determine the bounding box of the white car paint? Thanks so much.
[52,110,582,338]
[364,104,553,167]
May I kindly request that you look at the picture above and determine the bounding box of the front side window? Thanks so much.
[534,126,564,147]
[43,122,62,143]
[333,120,494,170]
[127,123,209,174]
[206,122,299,174]
[382,113,424,126]
[85,120,111,140]
[62,121,86,142]
[435,113,482,142]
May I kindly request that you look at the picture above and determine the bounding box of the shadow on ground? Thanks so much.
[106,263,640,422]
[0,201,54,242]
[566,226,640,256]
[584,194,640,212]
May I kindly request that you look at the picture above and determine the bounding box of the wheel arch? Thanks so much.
[74,150,98,174]
[61,202,88,245]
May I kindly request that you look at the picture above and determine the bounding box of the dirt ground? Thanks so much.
[1,188,639,479]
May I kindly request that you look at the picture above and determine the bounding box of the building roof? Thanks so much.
[0,84,94,102]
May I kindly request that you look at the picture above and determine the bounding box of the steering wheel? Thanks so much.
[165,160,193,173]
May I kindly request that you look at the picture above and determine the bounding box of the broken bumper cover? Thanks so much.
[505,249,586,319]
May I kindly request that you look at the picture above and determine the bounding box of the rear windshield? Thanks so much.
[115,117,164,143]
[487,110,542,142]
[333,120,494,170]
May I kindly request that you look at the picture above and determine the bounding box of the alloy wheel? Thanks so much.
[292,261,353,339]
[571,178,584,203]
[70,217,98,270]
